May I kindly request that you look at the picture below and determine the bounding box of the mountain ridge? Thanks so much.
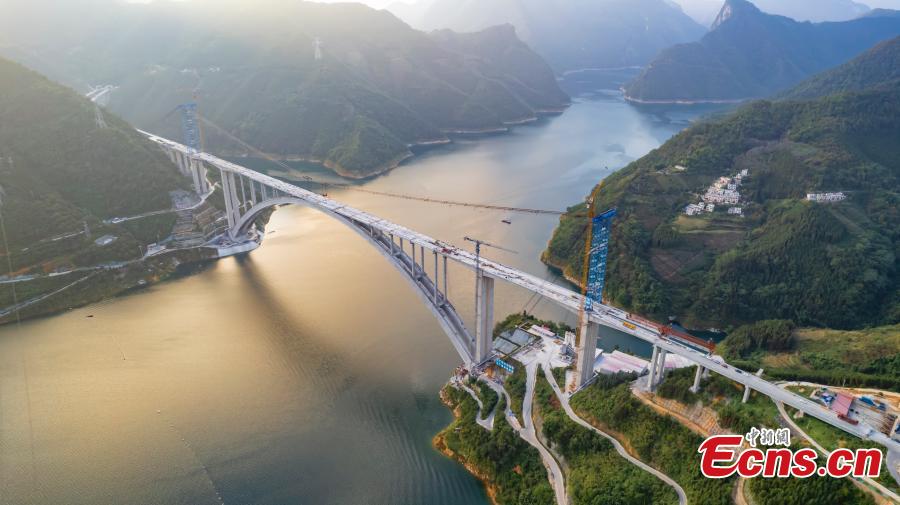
[0,0,569,178]
[390,0,707,74]
[0,56,185,274]
[545,43,900,331]
[779,36,900,100]
[625,0,900,103]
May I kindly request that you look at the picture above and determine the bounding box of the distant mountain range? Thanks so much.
[545,35,900,330]
[673,0,874,25]
[624,0,900,103]
[389,0,707,73]
[0,0,568,178]
[0,56,183,274]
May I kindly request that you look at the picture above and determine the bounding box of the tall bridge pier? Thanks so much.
[169,148,210,196]
[690,365,705,393]
[575,320,599,388]
[474,272,495,365]
[644,345,669,392]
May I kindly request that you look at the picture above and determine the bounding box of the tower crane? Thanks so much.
[464,236,517,274]
[572,183,617,391]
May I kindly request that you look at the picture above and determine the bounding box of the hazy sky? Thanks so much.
[128,0,900,14]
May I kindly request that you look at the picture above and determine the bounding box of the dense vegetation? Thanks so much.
[546,76,900,332]
[741,325,900,390]
[625,0,900,102]
[435,386,554,505]
[533,369,680,505]
[0,57,184,277]
[747,473,874,505]
[470,377,499,415]
[504,364,527,426]
[2,0,568,178]
[720,319,796,357]
[781,37,900,101]
[570,372,734,504]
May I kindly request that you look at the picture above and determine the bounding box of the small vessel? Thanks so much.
[501,219,512,225]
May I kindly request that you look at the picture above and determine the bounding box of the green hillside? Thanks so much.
[780,36,900,100]
[544,83,900,330]
[624,0,900,102]
[0,57,185,275]
[1,0,569,178]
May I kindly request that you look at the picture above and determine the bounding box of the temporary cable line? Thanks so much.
[199,117,565,215]
[0,187,22,326]
[521,268,563,315]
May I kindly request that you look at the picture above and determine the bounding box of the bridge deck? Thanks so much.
[140,130,900,452]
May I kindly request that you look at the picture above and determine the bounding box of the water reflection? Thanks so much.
[0,71,729,505]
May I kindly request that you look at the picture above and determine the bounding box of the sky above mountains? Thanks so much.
[673,0,900,24]
[329,0,900,26]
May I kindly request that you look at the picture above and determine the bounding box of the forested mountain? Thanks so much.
[0,57,183,274]
[624,0,900,102]
[750,0,870,22]
[391,0,706,73]
[780,36,900,100]
[545,65,900,330]
[0,0,568,178]
[673,0,872,25]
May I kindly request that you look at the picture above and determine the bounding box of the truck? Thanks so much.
[838,414,859,426]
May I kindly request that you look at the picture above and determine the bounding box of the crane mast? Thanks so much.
[574,183,616,390]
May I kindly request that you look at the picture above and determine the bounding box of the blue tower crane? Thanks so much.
[584,207,617,312]
[179,102,201,154]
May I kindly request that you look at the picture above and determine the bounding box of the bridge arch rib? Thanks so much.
[234,196,476,365]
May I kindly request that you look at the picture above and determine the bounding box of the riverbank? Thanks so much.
[0,247,217,325]
[221,107,570,180]
[434,385,555,505]
[621,92,751,105]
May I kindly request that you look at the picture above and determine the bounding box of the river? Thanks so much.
[0,71,727,505]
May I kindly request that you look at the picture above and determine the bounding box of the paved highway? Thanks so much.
[522,362,568,505]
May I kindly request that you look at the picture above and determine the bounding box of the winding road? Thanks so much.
[522,362,569,505]
[455,379,497,431]
[541,361,688,505]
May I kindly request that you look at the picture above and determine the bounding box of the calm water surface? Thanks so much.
[0,72,727,505]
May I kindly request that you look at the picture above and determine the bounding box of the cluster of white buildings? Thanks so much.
[685,168,749,216]
[684,203,713,216]
[806,192,846,203]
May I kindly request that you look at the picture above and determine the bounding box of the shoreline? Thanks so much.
[0,247,219,326]
[225,106,571,180]
[559,65,644,77]
[621,91,752,105]
[433,387,501,505]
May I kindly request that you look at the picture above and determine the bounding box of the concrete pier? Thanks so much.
[474,272,494,363]
[575,320,599,388]
[690,365,704,393]
[647,345,660,390]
